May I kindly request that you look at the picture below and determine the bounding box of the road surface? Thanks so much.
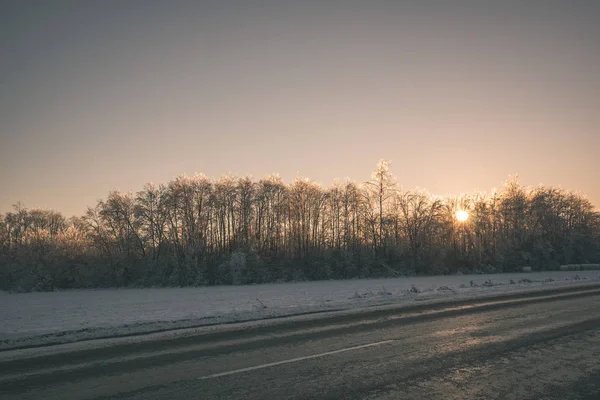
[2,285,600,399]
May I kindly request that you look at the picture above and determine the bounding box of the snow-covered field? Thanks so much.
[1,271,599,350]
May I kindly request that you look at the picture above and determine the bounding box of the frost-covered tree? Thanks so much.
[363,160,397,255]
[1,163,599,291]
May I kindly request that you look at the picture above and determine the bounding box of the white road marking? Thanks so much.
[198,339,395,380]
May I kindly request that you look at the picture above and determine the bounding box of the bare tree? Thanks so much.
[363,160,397,255]
[3,165,599,291]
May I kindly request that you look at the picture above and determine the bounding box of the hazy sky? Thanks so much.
[1,0,599,216]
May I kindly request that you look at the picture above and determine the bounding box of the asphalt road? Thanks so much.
[2,285,600,400]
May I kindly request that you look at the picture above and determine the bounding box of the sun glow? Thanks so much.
[456,210,469,222]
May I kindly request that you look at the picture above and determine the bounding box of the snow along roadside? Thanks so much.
[1,271,599,352]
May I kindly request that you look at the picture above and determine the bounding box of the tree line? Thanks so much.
[1,161,599,292]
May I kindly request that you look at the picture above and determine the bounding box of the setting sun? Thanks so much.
[456,210,469,222]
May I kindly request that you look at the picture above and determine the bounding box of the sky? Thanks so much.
[1,0,599,216]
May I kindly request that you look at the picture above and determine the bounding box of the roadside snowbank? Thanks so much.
[1,271,599,350]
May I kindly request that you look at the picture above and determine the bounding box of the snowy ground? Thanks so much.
[1,271,599,351]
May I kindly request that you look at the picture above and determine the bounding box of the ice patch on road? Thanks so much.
[1,271,599,350]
